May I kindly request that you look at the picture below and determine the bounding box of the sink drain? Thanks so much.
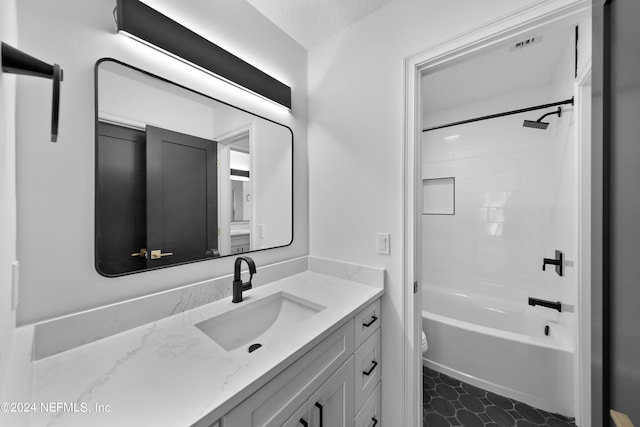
[248,343,262,353]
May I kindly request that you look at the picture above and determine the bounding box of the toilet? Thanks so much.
[421,330,429,353]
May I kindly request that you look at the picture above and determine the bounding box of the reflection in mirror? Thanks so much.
[95,59,293,276]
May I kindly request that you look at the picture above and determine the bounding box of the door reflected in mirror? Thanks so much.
[95,59,293,276]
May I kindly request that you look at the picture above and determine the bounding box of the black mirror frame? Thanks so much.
[94,58,294,277]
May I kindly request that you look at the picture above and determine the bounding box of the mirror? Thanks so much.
[95,59,293,276]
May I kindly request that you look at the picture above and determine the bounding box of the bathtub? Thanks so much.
[422,284,574,417]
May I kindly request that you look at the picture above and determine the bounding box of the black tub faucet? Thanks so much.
[232,256,256,303]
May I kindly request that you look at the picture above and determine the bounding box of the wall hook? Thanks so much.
[1,42,63,142]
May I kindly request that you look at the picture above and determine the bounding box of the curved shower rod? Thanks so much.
[422,97,574,133]
[1,42,63,142]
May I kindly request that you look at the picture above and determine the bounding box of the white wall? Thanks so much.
[307,0,573,423]
[98,62,216,139]
[15,0,308,325]
[0,0,18,395]
[213,100,294,250]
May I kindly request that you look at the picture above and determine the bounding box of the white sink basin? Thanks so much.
[196,291,326,352]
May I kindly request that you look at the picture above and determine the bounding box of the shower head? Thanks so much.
[522,119,550,130]
[523,106,562,130]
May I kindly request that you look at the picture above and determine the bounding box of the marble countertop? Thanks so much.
[21,271,383,427]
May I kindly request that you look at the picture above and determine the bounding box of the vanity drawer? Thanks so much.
[355,382,381,427]
[354,328,381,413]
[354,299,381,348]
[223,319,354,427]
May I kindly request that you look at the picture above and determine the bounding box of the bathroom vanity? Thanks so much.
[215,298,381,427]
[22,265,383,427]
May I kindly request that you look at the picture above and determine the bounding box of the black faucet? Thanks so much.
[232,256,256,303]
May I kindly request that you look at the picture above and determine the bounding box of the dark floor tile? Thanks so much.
[422,367,576,427]
[462,382,487,398]
[457,409,485,427]
[435,383,459,400]
[424,376,436,390]
[547,418,577,427]
[460,393,484,413]
[441,374,461,387]
[487,405,516,426]
[448,416,461,426]
[423,391,431,405]
[432,397,456,417]
[424,367,440,378]
[514,403,545,424]
[508,409,522,421]
[425,412,452,427]
[487,392,514,410]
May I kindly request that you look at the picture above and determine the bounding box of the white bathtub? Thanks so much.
[422,284,574,417]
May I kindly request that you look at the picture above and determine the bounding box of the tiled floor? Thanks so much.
[423,366,577,427]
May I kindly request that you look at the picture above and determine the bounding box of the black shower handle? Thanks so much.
[299,418,308,427]
[371,416,378,427]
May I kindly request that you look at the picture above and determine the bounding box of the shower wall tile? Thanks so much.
[421,80,577,311]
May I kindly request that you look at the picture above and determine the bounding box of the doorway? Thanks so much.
[402,4,597,426]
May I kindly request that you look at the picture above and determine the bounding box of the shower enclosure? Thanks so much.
[419,25,581,418]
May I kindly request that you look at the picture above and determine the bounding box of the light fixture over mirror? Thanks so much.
[95,59,293,277]
[115,0,292,109]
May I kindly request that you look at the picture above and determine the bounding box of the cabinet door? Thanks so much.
[354,300,381,349]
[354,329,381,412]
[224,321,354,427]
[309,357,355,427]
[355,383,380,427]
[282,402,310,427]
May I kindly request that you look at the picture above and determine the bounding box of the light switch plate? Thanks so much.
[377,233,390,255]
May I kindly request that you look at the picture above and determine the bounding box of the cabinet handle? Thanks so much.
[363,315,378,327]
[315,402,324,427]
[299,418,308,427]
[363,360,378,376]
[371,416,378,427]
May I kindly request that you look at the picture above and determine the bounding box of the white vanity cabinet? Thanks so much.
[221,297,382,427]
[353,299,381,426]
[223,320,354,427]
[282,357,355,427]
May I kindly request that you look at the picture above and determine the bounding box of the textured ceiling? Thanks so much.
[245,0,393,49]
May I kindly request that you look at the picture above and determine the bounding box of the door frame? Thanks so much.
[402,1,596,425]
[215,123,255,254]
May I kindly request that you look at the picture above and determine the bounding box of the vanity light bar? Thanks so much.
[115,0,291,110]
